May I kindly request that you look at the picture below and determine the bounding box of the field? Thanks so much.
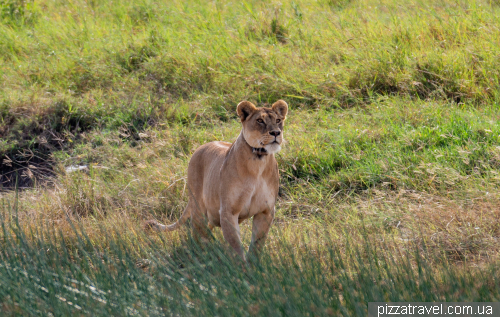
[1,0,500,315]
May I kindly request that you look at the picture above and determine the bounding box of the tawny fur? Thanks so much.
[145,100,288,261]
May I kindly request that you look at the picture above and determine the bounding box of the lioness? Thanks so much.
[146,100,288,261]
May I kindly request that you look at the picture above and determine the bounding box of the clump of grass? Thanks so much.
[322,0,354,10]
[0,0,38,26]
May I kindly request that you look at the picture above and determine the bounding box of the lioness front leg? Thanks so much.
[220,211,245,261]
[248,209,274,258]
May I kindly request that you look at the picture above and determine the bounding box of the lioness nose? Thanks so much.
[269,130,281,137]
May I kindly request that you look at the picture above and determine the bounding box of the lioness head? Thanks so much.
[237,100,288,155]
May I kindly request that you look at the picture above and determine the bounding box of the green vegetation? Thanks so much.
[1,0,500,315]
[1,210,500,316]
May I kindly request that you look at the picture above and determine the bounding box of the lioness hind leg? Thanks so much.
[189,199,212,243]
[248,210,274,258]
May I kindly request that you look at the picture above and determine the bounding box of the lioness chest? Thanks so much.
[205,176,276,226]
[196,142,278,226]
[237,176,277,221]
[206,171,277,226]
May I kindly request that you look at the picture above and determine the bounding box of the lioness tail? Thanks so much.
[144,207,191,232]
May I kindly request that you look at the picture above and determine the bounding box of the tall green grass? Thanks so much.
[1,201,498,316]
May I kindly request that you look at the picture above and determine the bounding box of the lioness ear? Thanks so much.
[272,100,288,118]
[236,101,257,122]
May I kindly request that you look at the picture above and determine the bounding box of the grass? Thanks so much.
[1,0,500,315]
[1,204,499,316]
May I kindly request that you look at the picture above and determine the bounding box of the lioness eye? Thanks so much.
[257,119,264,123]
[276,119,281,123]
